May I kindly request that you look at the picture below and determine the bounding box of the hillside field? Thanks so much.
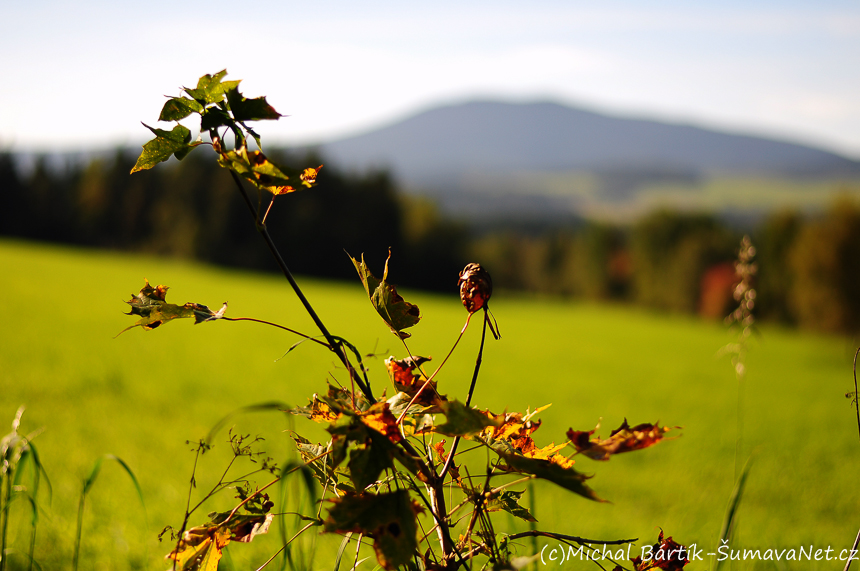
[1,239,859,570]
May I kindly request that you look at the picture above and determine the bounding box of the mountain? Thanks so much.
[303,100,860,220]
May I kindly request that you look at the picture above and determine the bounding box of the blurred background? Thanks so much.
[2,0,860,332]
[2,1,860,568]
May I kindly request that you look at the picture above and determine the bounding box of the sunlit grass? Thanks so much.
[2,238,859,569]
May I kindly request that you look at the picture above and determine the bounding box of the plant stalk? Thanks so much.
[440,309,489,481]
[72,487,86,571]
[0,470,9,571]
[225,169,373,401]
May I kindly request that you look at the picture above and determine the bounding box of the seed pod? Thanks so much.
[458,263,493,313]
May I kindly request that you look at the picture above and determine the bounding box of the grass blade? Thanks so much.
[333,532,353,571]
[73,455,145,571]
[715,456,753,570]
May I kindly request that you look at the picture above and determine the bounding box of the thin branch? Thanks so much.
[843,527,860,571]
[222,167,374,402]
[395,314,472,425]
[853,347,860,444]
[440,309,488,481]
[223,317,330,349]
[505,530,637,546]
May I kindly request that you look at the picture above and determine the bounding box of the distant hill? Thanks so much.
[300,100,860,220]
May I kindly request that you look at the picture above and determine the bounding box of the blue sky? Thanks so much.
[2,1,859,157]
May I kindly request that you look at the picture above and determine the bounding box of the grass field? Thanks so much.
[2,238,860,570]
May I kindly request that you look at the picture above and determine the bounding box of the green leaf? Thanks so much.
[323,491,418,570]
[327,413,393,490]
[130,123,201,173]
[200,107,234,132]
[434,400,500,437]
[116,280,225,335]
[215,147,293,194]
[225,86,282,122]
[483,438,604,502]
[326,407,419,490]
[183,70,240,104]
[487,490,537,522]
[159,97,203,121]
[350,251,420,339]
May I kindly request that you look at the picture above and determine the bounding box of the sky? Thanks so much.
[2,0,859,158]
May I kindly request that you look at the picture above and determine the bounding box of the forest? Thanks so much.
[2,149,859,334]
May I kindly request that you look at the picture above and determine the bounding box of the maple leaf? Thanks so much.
[323,491,419,570]
[433,401,501,437]
[567,419,678,461]
[291,433,354,493]
[292,394,339,423]
[486,490,537,523]
[216,147,294,195]
[361,403,403,444]
[351,251,421,339]
[631,530,689,571]
[300,164,323,187]
[431,439,461,482]
[483,437,602,502]
[166,512,272,571]
[117,280,226,336]
[481,405,551,456]
[385,356,441,405]
[327,407,420,490]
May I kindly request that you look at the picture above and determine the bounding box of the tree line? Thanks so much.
[2,150,859,334]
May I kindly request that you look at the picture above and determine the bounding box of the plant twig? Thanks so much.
[395,314,472,425]
[440,309,488,481]
[853,347,860,444]
[505,530,637,546]
[223,317,330,349]
[222,167,374,402]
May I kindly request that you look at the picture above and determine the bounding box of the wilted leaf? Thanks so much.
[458,263,493,313]
[487,490,537,523]
[159,97,203,121]
[384,356,441,406]
[166,512,272,571]
[327,411,394,490]
[216,147,294,194]
[431,439,461,481]
[323,491,418,570]
[350,251,420,339]
[292,394,339,423]
[300,165,323,187]
[131,124,201,173]
[567,419,677,461]
[166,525,230,571]
[327,407,419,490]
[481,405,552,457]
[117,280,225,335]
[225,85,282,122]
[361,403,403,444]
[484,437,603,502]
[631,530,689,571]
[433,401,500,437]
[291,433,353,493]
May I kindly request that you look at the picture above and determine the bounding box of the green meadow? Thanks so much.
[2,238,859,570]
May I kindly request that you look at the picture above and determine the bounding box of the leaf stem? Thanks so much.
[223,317,330,349]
